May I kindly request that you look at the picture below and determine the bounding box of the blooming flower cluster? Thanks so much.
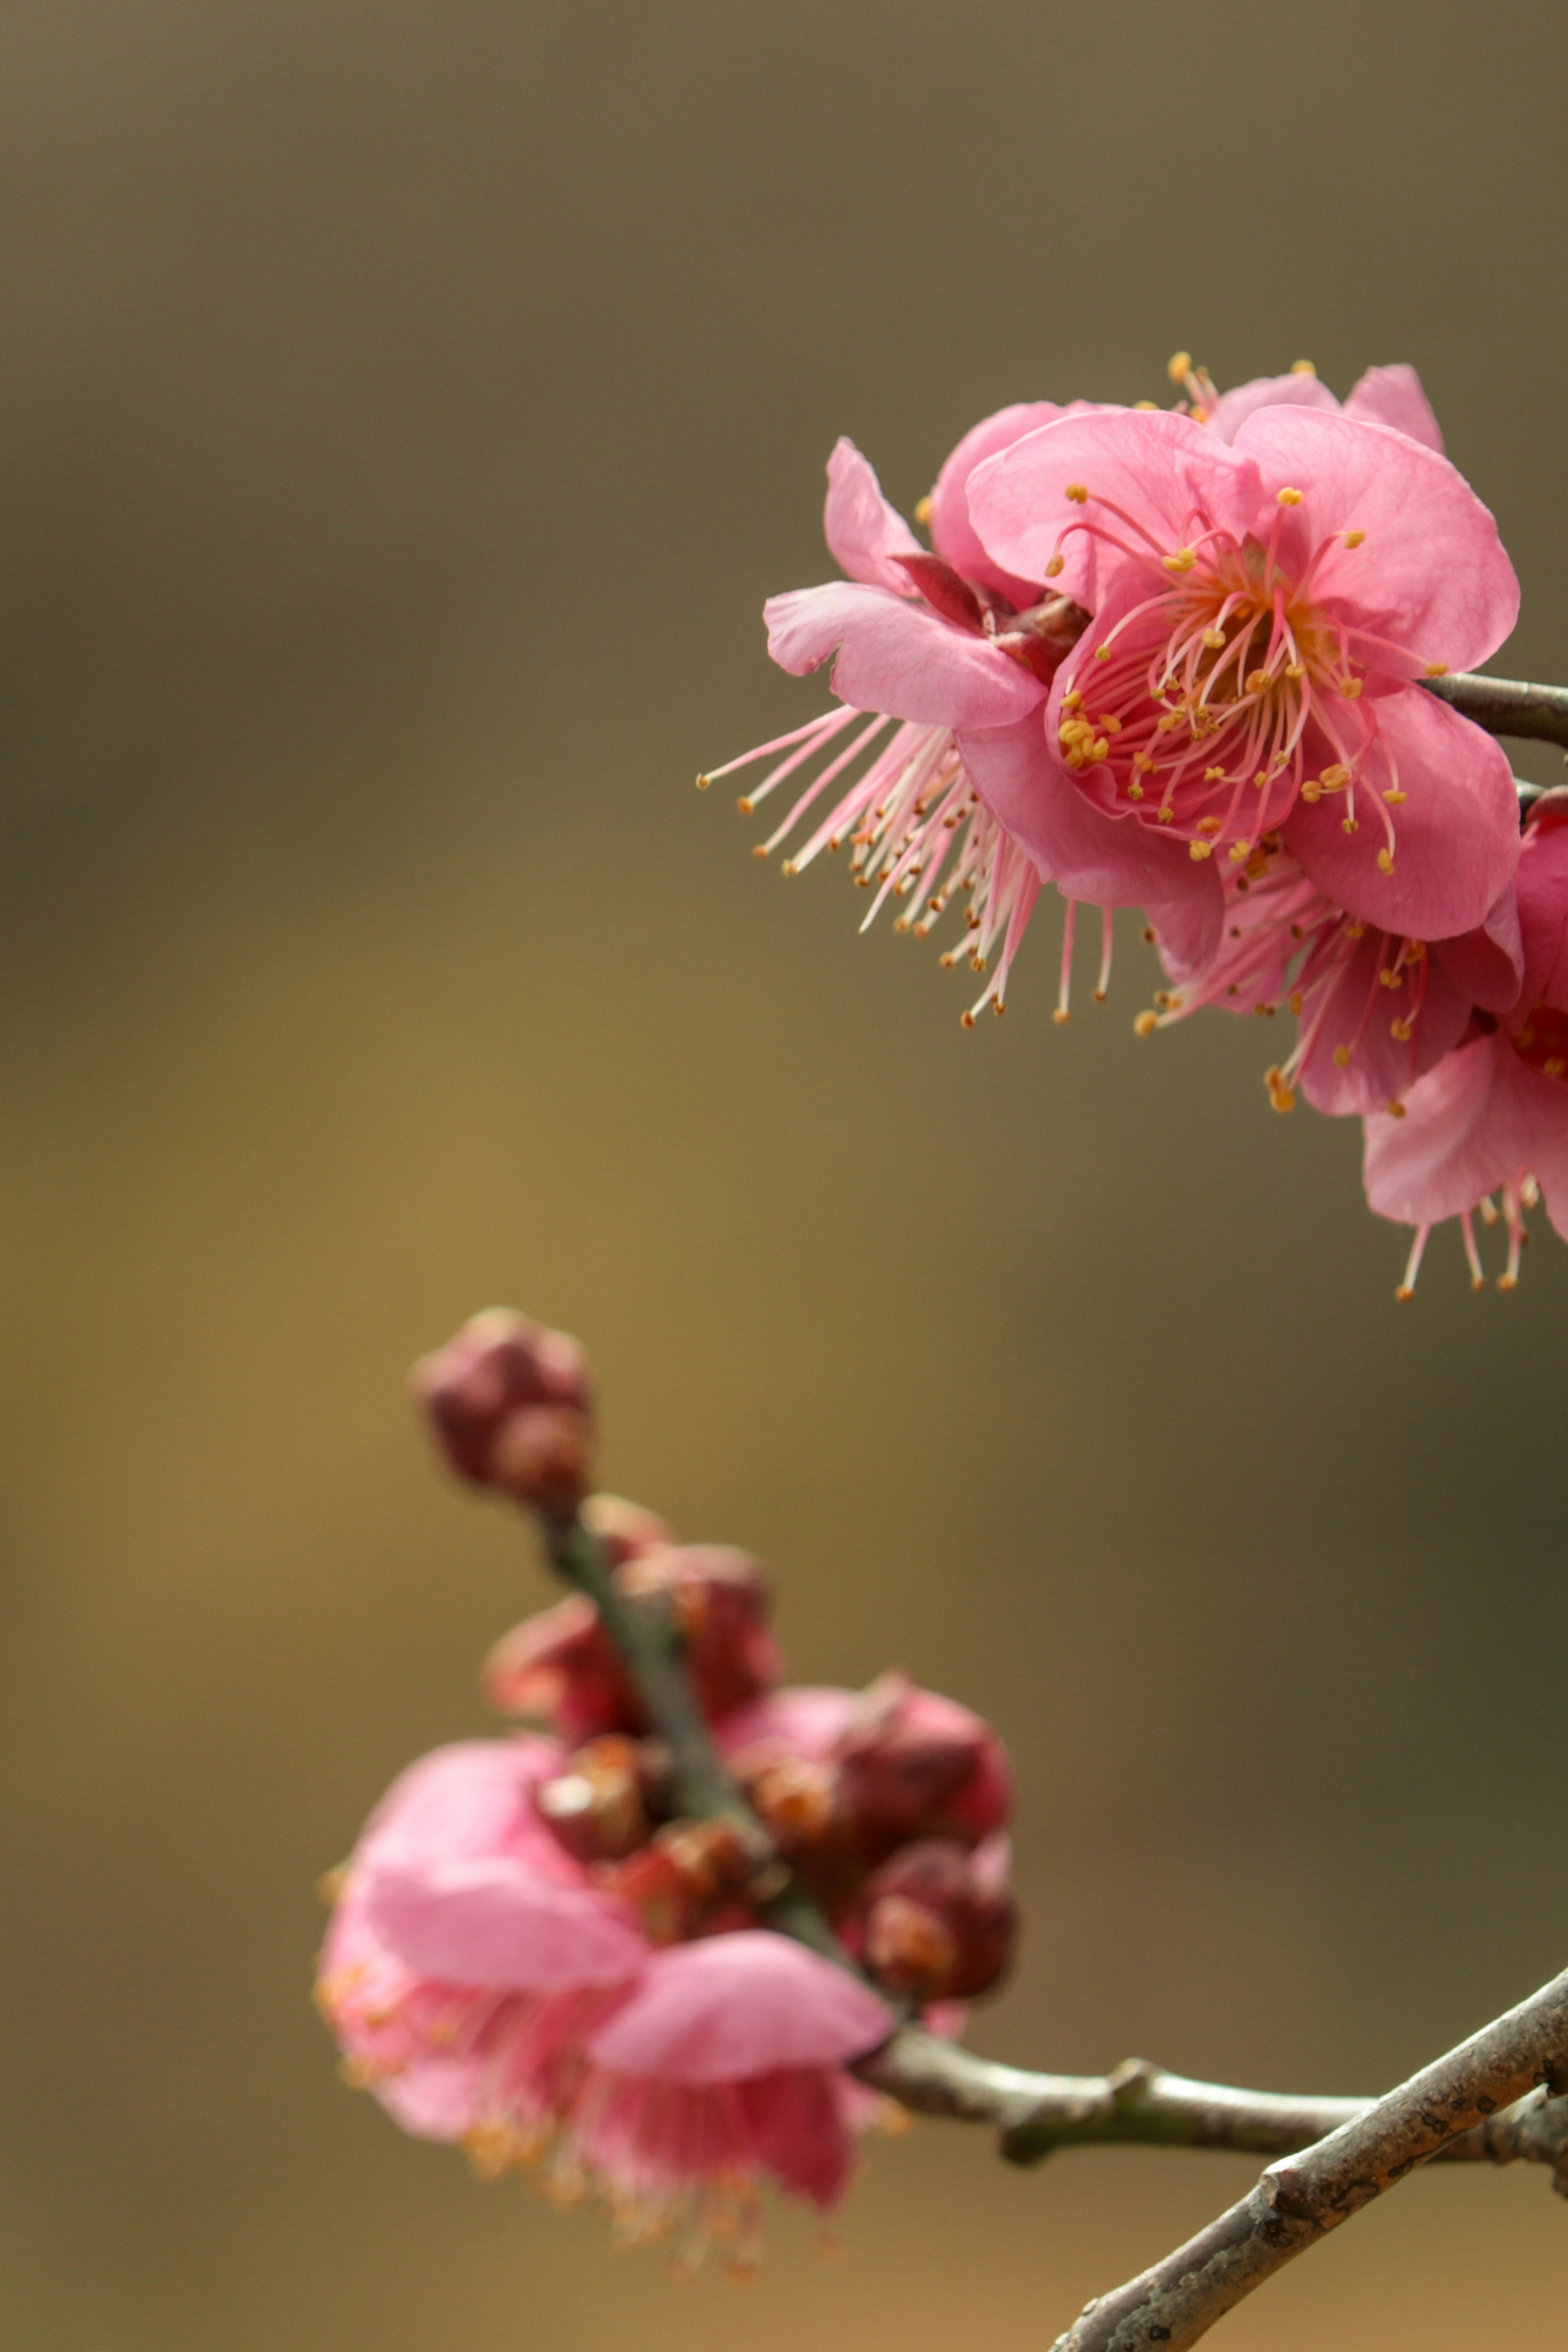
[317,1319,1018,2272]
[705,355,1568,1293]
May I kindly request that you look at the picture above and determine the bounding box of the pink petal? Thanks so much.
[377,2056,486,2142]
[355,1737,577,1883]
[585,1931,893,2084]
[1231,407,1517,673]
[764,582,1043,728]
[967,408,1261,610]
[1297,927,1472,1117]
[735,2069,856,2206]
[928,402,1076,603]
[1285,689,1520,939]
[1343,364,1444,455]
[823,437,923,594]
[1517,816,1568,1008]
[1204,370,1341,444]
[1145,885,1225,978]
[1362,1033,1564,1224]
[364,1855,649,1992]
[957,713,1226,914]
[1525,1117,1568,1242]
[1434,887,1523,1014]
[715,1685,862,1763]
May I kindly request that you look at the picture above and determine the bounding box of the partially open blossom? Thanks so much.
[859,1835,1018,2003]
[485,1541,782,1735]
[1141,842,1523,1118]
[703,421,1215,1022]
[414,1310,592,1518]
[967,404,1520,943]
[1169,352,1445,456]
[317,1736,895,2264]
[1362,796,1568,1294]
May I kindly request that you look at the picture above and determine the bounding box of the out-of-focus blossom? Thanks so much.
[317,1737,895,2267]
[1362,798,1568,1294]
[1169,352,1445,455]
[967,404,1520,944]
[1139,841,1523,1118]
[703,424,1214,1022]
[485,1538,782,1737]
[414,1310,593,1518]
[858,1835,1018,2002]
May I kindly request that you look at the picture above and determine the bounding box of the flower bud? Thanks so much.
[834,1673,1012,1863]
[860,1835,1018,2002]
[413,1309,592,1517]
[595,1816,755,1944]
[619,1545,782,1721]
[534,1734,655,1863]
[581,1492,675,1566]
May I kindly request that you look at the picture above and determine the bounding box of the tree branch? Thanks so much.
[1423,669,1568,753]
[1051,1967,1568,2352]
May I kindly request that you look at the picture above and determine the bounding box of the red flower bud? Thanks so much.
[834,1673,1012,1863]
[581,1492,675,1566]
[533,1734,655,1863]
[860,1835,1018,2002]
[619,1545,782,1722]
[412,1309,592,1517]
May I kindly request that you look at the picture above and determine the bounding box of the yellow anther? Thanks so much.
[1253,771,1270,788]
[1339,677,1363,699]
[695,773,711,790]
[1202,626,1226,649]
[1333,1045,1352,1067]
[1245,668,1269,693]
[1228,839,1252,863]
[1320,764,1350,788]
[1096,644,1111,660]
[1134,399,1158,410]
[1284,662,1305,679]
[1342,816,1359,834]
[1288,990,1304,1015]
[1344,920,1365,939]
[1189,840,1213,859]
[1376,848,1396,876]
[1053,1007,1070,1026]
[1162,548,1198,573]
[1062,688,1083,709]
[1167,352,1192,384]
[1132,750,1155,771]
[1277,486,1303,506]
[1343,529,1366,548]
[1387,1099,1408,1119]
[1204,765,1227,781]
[1425,662,1448,678]
[1383,788,1408,804]
[1546,1057,1567,1079]
[1290,359,1317,377]
[753,842,771,858]
[1134,1009,1159,1037]
[1390,1017,1413,1041]
[1301,780,1323,802]
[1127,780,1144,798]
[1098,713,1123,733]
[914,495,933,527]
[1157,803,1175,823]
[1066,482,1089,504]
[1045,554,1065,577]
[1264,1065,1296,1112]
[1197,815,1223,834]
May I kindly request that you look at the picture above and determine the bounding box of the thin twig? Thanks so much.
[1423,669,1568,752]
[1051,1967,1568,2351]
[535,1505,1568,2186]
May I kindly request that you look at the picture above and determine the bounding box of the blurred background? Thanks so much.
[0,3,1564,2345]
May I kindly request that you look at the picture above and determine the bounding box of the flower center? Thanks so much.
[1512,1002,1568,1083]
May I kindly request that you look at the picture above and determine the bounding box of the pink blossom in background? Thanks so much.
[1362,799,1568,1295]
[703,419,1214,1022]
[1170,352,1446,454]
[966,404,1520,943]
[316,1736,895,2267]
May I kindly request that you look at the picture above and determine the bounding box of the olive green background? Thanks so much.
[0,4,1564,2345]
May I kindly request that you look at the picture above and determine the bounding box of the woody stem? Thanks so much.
[1423,669,1568,754]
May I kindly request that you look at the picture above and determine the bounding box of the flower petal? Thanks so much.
[1434,886,1523,1014]
[1297,928,1472,1117]
[1204,370,1340,445]
[1516,813,1568,1008]
[1231,407,1517,672]
[1343,364,1444,455]
[1362,1032,1564,1224]
[355,1737,577,1882]
[364,1855,649,1992]
[715,1685,862,1762]
[823,437,923,594]
[928,402,1076,603]
[764,583,1043,728]
[585,1931,893,2084]
[377,2055,486,2141]
[967,408,1261,611]
[1285,689,1520,939]
[735,2070,855,2206]
[957,713,1226,913]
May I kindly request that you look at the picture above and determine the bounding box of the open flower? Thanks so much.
[316,1736,895,2267]
[1140,842,1523,1118]
[703,420,1216,1021]
[1362,799,1568,1293]
[966,404,1520,943]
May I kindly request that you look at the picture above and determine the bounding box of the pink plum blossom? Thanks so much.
[1362,799,1568,1295]
[316,1735,895,2265]
[702,420,1218,1022]
[1139,842,1523,1119]
[1169,352,1446,455]
[966,404,1520,944]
